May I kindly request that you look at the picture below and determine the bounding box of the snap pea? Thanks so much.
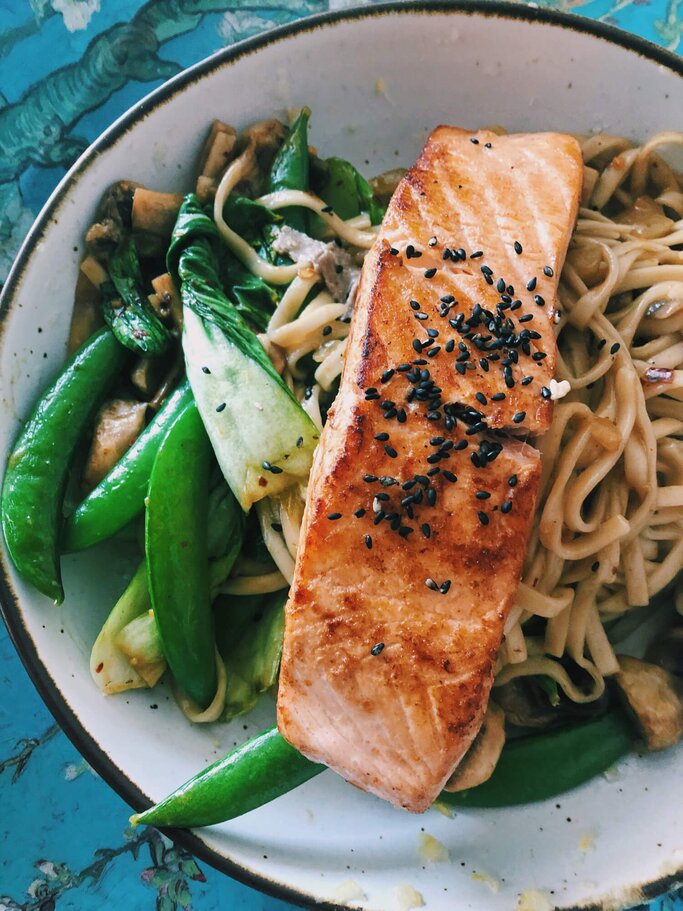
[131,727,324,829]
[441,708,635,808]
[132,708,636,829]
[268,106,310,233]
[145,402,216,710]
[62,380,192,553]
[2,327,126,603]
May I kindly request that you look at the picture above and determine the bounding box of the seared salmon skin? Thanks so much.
[277,127,583,811]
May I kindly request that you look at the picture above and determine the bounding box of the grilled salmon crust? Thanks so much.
[277,126,583,812]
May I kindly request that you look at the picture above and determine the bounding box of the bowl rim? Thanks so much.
[1,2,682,908]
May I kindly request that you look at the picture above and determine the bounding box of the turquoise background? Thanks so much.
[0,1,681,909]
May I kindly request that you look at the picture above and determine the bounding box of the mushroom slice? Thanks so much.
[82,399,148,490]
[615,655,683,751]
[443,702,506,792]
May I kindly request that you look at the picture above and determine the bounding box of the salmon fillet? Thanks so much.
[277,126,583,811]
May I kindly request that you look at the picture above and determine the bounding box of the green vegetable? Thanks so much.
[90,478,243,696]
[146,402,216,710]
[534,675,561,707]
[169,195,318,511]
[314,155,386,225]
[62,381,192,553]
[268,107,310,232]
[219,249,279,332]
[441,708,635,808]
[2,327,126,603]
[132,708,636,829]
[102,237,172,356]
[115,611,166,688]
[217,592,286,720]
[131,727,324,829]
[90,561,158,693]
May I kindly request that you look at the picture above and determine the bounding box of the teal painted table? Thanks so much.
[0,2,681,909]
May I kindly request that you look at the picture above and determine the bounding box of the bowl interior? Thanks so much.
[1,5,682,910]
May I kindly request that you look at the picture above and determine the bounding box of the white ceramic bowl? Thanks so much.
[1,4,682,909]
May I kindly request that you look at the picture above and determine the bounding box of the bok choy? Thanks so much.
[168,195,319,512]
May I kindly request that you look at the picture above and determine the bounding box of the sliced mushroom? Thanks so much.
[85,180,142,263]
[131,188,184,237]
[370,167,407,206]
[233,118,287,197]
[615,655,683,751]
[443,701,505,792]
[67,269,104,355]
[130,356,169,399]
[82,399,148,491]
[198,119,238,180]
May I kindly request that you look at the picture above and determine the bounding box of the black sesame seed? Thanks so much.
[541,386,551,399]
[371,642,384,655]
[480,358,490,373]
[476,491,491,501]
[454,440,468,451]
[327,512,342,520]
[591,560,600,572]
[365,534,373,549]
[423,267,437,279]
[510,299,522,311]
[415,312,429,321]
[384,445,398,458]
[518,313,533,323]
[527,277,537,292]
[322,325,332,336]
[455,363,467,375]
[296,436,304,448]
[374,432,390,441]
[534,294,545,307]
[389,247,399,256]
[443,470,457,483]
[610,342,621,355]
[442,248,452,261]
[470,137,479,144]
[426,328,439,339]
[445,340,455,353]
[544,266,554,277]
[398,526,413,538]
[508,474,518,487]
[532,352,547,361]
[520,376,533,386]
[455,248,466,260]
[381,369,395,383]
[475,391,487,405]
[321,205,333,213]
[215,402,226,412]
[396,408,407,423]
[597,339,607,350]
[427,467,440,477]
[380,476,397,486]
[439,580,451,594]
[425,578,439,591]
[421,523,431,539]
[412,339,423,353]
[410,299,421,311]
[354,508,366,518]
[202,366,211,374]
[477,511,489,526]
[491,392,506,401]
[513,411,526,424]
[496,278,506,294]
[427,346,441,357]
[364,474,378,483]
[514,241,523,255]
[470,251,484,259]
[271,522,283,532]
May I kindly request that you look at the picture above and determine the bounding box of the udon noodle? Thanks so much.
[246,131,683,706]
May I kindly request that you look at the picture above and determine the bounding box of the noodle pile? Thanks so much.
[228,131,683,706]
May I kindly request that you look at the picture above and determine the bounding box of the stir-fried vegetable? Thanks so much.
[313,155,386,225]
[2,328,126,603]
[132,707,637,829]
[268,106,310,233]
[62,381,193,553]
[169,195,319,511]
[145,402,217,709]
[103,237,172,356]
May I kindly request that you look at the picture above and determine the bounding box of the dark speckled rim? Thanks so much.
[0,3,682,909]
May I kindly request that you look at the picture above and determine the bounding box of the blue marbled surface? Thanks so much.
[0,2,681,909]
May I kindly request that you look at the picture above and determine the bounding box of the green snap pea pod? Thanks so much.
[131,727,324,829]
[268,106,310,233]
[440,708,635,808]
[145,402,216,710]
[1,327,126,603]
[132,709,636,829]
[103,237,172,356]
[62,380,192,553]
